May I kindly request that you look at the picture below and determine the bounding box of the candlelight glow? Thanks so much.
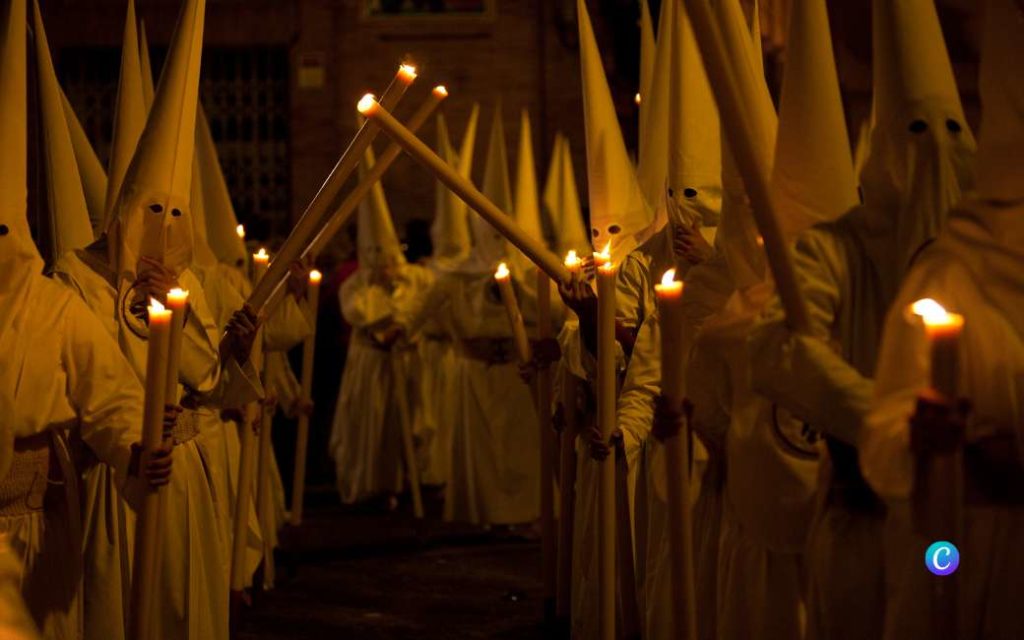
[564,250,580,267]
[495,262,511,280]
[660,269,677,287]
[357,93,378,115]
[149,297,166,314]
[309,269,323,284]
[236,224,245,239]
[635,92,642,106]
[398,64,418,82]
[432,85,449,98]
[911,298,964,329]
[254,248,270,263]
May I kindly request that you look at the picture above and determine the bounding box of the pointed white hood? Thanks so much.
[577,0,653,263]
[771,0,858,237]
[104,0,147,227]
[196,104,247,270]
[460,103,511,274]
[357,144,405,269]
[859,0,975,271]
[61,90,109,238]
[666,0,722,232]
[32,0,95,263]
[430,111,471,263]
[544,134,589,257]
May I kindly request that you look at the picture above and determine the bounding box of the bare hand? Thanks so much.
[673,220,713,266]
[287,260,309,300]
[221,304,259,364]
[135,257,181,304]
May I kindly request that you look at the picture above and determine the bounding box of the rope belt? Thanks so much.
[0,433,56,517]
[172,409,201,445]
[457,338,516,365]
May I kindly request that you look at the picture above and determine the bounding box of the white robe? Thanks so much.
[54,249,241,640]
[1,275,142,640]
[330,265,434,504]
[862,201,1024,640]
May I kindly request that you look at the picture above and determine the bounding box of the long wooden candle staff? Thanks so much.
[494,263,533,366]
[655,269,698,640]
[556,252,582,624]
[231,250,270,596]
[246,64,417,313]
[679,0,810,333]
[289,269,322,526]
[595,257,617,640]
[535,270,556,621]
[128,297,176,640]
[357,97,572,286]
[306,86,450,258]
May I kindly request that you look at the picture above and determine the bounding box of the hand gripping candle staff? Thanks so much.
[494,263,533,365]
[307,86,450,258]
[245,64,417,313]
[129,298,172,640]
[595,256,617,640]
[357,95,572,286]
[654,269,698,640]
[290,269,321,526]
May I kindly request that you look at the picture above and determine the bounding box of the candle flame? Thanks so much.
[309,269,323,284]
[564,249,580,266]
[494,262,510,280]
[635,92,642,106]
[236,224,245,239]
[357,93,378,115]
[398,64,418,81]
[433,85,449,98]
[660,269,677,287]
[149,297,166,313]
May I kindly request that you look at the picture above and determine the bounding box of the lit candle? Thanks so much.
[495,263,532,365]
[564,250,581,276]
[595,257,617,637]
[655,269,685,405]
[129,297,172,639]
[290,269,322,526]
[245,63,417,314]
[912,298,964,401]
[306,86,450,259]
[357,95,572,285]
[252,248,270,284]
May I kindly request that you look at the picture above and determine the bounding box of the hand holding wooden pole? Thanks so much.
[246,64,417,313]
[290,269,322,526]
[357,96,572,285]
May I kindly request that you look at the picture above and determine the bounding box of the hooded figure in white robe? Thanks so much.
[747,0,974,638]
[330,146,435,504]
[52,1,259,637]
[861,1,1024,637]
[405,104,540,525]
[419,107,478,486]
[1,2,153,636]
